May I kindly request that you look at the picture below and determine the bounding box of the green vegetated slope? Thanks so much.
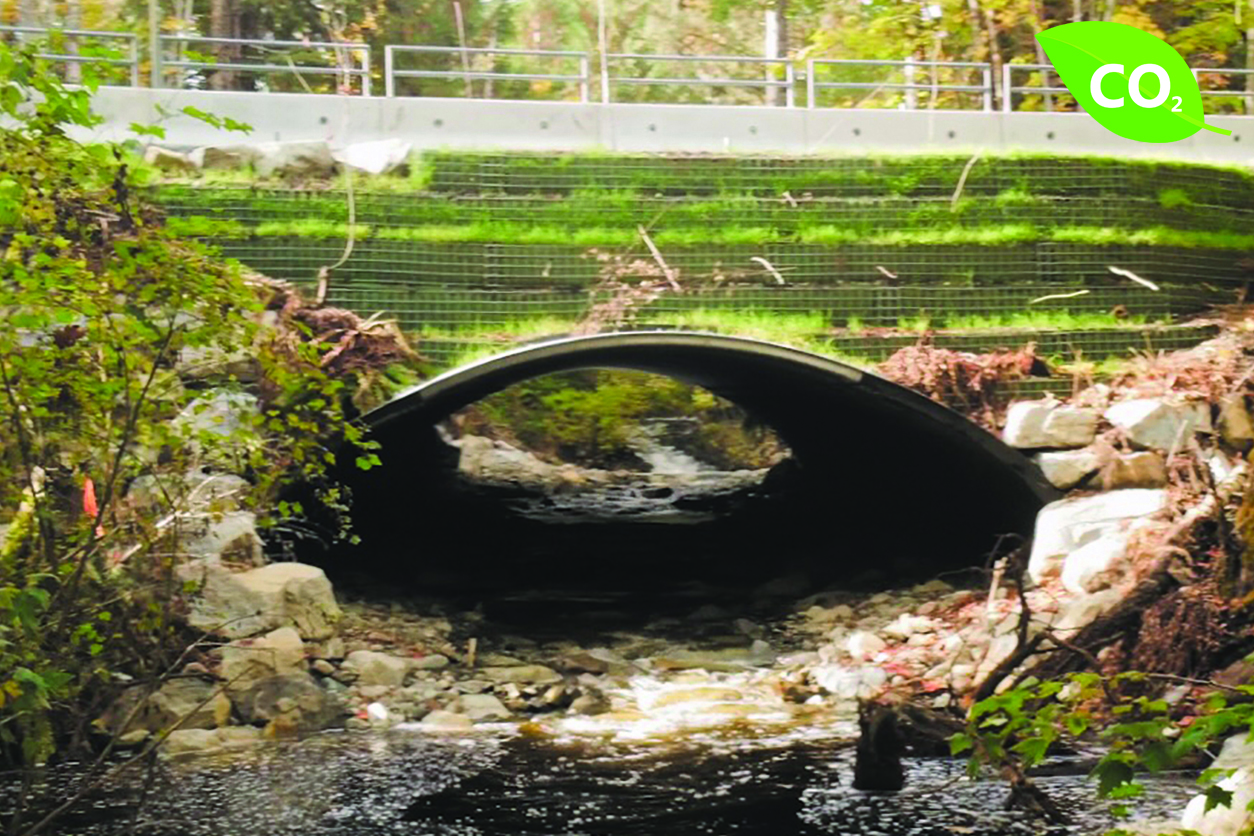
[151,151,1249,370]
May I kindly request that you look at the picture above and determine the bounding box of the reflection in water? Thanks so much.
[16,727,1196,836]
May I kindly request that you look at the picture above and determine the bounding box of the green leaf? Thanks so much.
[949,732,973,755]
[1093,758,1136,797]
[1204,785,1235,813]
[1036,21,1230,143]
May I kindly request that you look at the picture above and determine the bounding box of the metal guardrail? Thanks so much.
[0,25,139,86]
[384,45,589,101]
[1002,63,1070,113]
[159,35,371,95]
[807,58,993,111]
[7,25,1254,116]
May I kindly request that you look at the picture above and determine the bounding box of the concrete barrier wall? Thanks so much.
[79,87,1254,164]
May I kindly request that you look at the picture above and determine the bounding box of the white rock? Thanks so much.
[1004,401,1099,449]
[1181,736,1254,836]
[845,631,887,659]
[1035,449,1100,489]
[161,726,263,757]
[811,664,888,699]
[881,614,935,641]
[420,710,473,731]
[1104,451,1167,489]
[177,511,265,566]
[1028,489,1168,584]
[343,650,411,687]
[333,139,412,175]
[457,693,511,721]
[188,145,262,170]
[1060,523,1149,595]
[1049,589,1122,634]
[144,145,195,172]
[366,701,390,723]
[1106,397,1211,452]
[184,562,342,639]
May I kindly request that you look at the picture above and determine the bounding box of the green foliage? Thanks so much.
[956,671,1254,821]
[0,40,372,774]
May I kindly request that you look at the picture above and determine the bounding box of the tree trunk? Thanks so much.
[208,0,241,91]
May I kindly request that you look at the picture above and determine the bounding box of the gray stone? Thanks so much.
[479,665,562,685]
[220,626,306,694]
[1106,397,1211,452]
[343,650,410,687]
[412,654,450,670]
[103,679,232,735]
[1027,489,1168,584]
[312,659,336,676]
[184,562,341,640]
[1050,589,1122,635]
[457,693,511,721]
[254,141,337,177]
[1035,449,1100,489]
[234,673,343,731]
[1059,525,1145,594]
[1004,401,1099,449]
[127,471,252,517]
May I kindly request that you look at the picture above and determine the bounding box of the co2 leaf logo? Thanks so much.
[1036,22,1230,143]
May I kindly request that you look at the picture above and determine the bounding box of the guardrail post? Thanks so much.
[361,46,371,96]
[785,61,795,108]
[384,45,394,97]
[805,57,815,109]
[579,54,589,103]
[148,3,161,88]
[982,65,992,112]
[1001,63,1012,113]
[905,56,916,109]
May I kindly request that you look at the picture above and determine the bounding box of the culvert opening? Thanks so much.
[314,333,1056,631]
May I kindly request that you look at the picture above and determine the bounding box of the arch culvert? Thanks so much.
[321,332,1057,618]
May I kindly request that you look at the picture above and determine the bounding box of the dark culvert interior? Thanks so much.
[312,333,1056,628]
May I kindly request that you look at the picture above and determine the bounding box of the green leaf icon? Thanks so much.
[1036,21,1230,143]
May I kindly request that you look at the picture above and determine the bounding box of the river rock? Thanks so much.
[558,648,633,675]
[1106,397,1211,451]
[811,664,889,699]
[412,654,450,670]
[184,562,342,640]
[233,673,343,732]
[343,650,411,687]
[1003,401,1099,449]
[1027,489,1168,584]
[220,626,306,694]
[1059,521,1154,595]
[881,614,936,641]
[161,726,263,757]
[846,631,887,659]
[1035,449,1100,489]
[420,710,473,731]
[104,678,232,735]
[254,140,337,177]
[479,665,562,685]
[457,693,511,721]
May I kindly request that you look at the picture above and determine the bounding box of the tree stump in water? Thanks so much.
[853,700,905,791]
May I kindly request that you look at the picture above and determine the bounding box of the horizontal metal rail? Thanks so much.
[1002,63,1071,112]
[605,53,795,107]
[0,25,139,86]
[808,58,993,111]
[385,45,589,101]
[160,35,371,95]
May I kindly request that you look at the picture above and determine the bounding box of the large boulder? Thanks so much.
[1059,521,1154,594]
[177,511,264,566]
[233,673,344,732]
[184,562,342,640]
[1003,401,1099,449]
[161,726,263,757]
[1103,451,1167,489]
[1027,489,1168,584]
[456,693,511,721]
[219,626,307,694]
[143,146,195,172]
[1106,397,1211,452]
[188,145,262,170]
[1035,449,1100,490]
